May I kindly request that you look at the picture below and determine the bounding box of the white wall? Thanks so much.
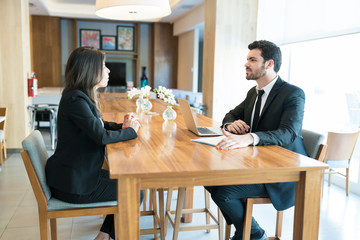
[257,0,360,44]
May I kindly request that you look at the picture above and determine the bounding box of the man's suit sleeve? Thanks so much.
[256,87,305,147]
[222,101,246,127]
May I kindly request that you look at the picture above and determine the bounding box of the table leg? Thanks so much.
[117,177,140,240]
[293,170,322,240]
[181,186,194,223]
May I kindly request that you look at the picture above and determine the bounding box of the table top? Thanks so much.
[103,97,327,185]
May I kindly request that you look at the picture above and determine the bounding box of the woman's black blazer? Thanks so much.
[45,90,137,195]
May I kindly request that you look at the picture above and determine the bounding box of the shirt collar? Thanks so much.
[256,75,278,95]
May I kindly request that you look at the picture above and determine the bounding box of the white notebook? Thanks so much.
[191,136,226,147]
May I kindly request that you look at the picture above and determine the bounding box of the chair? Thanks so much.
[225,129,327,240]
[21,130,119,240]
[324,130,360,196]
[27,104,58,150]
[165,187,224,240]
[0,107,7,165]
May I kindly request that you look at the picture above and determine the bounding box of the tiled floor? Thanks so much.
[0,130,360,239]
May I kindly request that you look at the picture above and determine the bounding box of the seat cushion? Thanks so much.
[326,160,349,169]
[47,197,117,211]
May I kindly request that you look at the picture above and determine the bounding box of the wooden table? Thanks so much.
[102,97,328,240]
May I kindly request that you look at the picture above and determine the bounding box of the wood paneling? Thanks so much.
[31,15,61,87]
[153,23,178,89]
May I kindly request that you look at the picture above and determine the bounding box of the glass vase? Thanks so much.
[162,105,177,121]
[141,98,152,113]
[136,97,143,108]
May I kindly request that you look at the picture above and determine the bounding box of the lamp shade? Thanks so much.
[95,0,171,20]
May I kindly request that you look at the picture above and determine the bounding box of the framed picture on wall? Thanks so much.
[101,35,117,50]
[80,29,101,49]
[117,25,134,51]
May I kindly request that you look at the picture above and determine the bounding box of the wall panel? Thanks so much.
[31,15,62,87]
[153,23,178,89]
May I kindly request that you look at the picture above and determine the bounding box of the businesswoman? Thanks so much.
[45,47,142,240]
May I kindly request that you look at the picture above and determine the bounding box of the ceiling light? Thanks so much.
[95,0,171,21]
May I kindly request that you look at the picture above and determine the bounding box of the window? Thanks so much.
[278,33,360,186]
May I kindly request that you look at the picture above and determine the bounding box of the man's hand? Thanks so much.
[226,120,250,134]
[216,129,253,150]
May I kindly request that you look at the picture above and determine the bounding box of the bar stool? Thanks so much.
[165,187,224,240]
[141,188,165,239]
[28,104,58,150]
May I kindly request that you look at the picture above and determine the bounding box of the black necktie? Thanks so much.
[252,90,265,132]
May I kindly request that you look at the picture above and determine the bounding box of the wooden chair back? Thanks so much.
[0,107,7,132]
[325,130,360,161]
[0,107,8,164]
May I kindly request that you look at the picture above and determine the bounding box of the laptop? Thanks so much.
[178,98,223,136]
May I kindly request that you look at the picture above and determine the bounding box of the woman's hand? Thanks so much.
[122,112,141,132]
[122,113,135,129]
[128,118,141,133]
[216,128,253,150]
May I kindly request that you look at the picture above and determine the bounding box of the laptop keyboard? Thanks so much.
[197,127,218,134]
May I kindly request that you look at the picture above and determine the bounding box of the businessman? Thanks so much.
[206,40,308,240]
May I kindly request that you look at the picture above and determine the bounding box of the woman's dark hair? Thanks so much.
[63,47,105,114]
[248,40,282,73]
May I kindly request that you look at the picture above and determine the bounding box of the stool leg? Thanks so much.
[143,189,148,211]
[275,210,283,238]
[242,199,253,240]
[158,189,165,240]
[164,188,173,236]
[173,187,186,240]
[150,189,154,211]
[204,189,211,233]
[151,189,159,240]
[225,224,232,239]
[218,208,225,240]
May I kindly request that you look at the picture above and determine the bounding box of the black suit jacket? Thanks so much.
[45,90,137,195]
[222,77,307,210]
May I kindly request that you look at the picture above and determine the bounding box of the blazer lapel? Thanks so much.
[260,77,284,118]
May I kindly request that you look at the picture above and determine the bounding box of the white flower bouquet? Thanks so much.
[127,86,151,99]
[153,86,176,105]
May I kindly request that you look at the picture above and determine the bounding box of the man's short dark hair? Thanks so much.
[248,40,282,73]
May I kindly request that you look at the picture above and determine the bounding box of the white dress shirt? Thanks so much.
[249,76,278,145]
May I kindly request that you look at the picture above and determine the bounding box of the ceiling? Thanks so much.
[28,0,204,23]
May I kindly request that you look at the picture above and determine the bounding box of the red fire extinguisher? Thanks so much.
[28,72,38,97]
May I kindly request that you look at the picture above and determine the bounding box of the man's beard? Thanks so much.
[245,65,266,80]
